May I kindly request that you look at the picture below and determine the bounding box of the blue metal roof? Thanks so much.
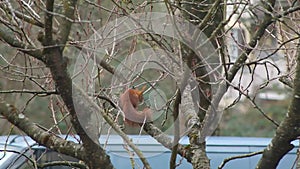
[0,135,298,169]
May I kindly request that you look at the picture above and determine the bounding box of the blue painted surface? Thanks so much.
[0,135,298,169]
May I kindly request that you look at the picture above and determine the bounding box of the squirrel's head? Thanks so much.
[129,85,147,107]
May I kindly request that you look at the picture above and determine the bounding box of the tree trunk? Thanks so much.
[181,0,224,168]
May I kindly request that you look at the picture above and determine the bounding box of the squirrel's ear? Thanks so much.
[140,85,147,93]
[135,85,147,96]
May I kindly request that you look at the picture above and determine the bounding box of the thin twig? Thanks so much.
[218,150,263,169]
[0,90,57,96]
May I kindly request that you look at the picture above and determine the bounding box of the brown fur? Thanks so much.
[119,87,152,126]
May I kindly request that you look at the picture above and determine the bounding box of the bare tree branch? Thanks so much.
[200,0,277,141]
[38,161,87,169]
[0,3,44,28]
[256,38,300,169]
[0,26,43,61]
[58,0,77,47]
[219,150,263,169]
[0,99,87,161]
[0,90,57,96]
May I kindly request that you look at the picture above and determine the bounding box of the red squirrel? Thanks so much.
[119,86,152,126]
